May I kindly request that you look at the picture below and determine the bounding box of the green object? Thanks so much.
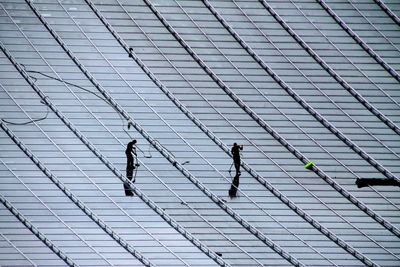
[305,161,313,170]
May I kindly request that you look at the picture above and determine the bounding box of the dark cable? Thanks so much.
[1,100,49,125]
[19,67,152,164]
[23,67,131,133]
[136,145,153,158]
[26,70,113,109]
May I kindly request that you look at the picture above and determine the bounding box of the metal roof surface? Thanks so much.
[0,0,399,266]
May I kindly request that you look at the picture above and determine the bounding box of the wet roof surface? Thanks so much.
[0,0,399,266]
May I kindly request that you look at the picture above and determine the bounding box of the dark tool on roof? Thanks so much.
[356,178,400,188]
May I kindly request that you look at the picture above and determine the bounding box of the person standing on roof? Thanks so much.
[124,140,137,196]
[231,143,243,176]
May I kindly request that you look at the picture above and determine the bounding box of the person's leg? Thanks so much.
[234,158,240,175]
[124,183,133,196]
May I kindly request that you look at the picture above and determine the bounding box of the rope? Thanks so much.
[0,192,78,267]
[1,99,49,125]
[22,67,127,130]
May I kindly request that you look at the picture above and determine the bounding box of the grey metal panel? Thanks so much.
[383,0,400,17]
[325,0,400,67]
[0,57,218,267]
[0,4,291,266]
[0,207,67,267]
[263,0,400,120]
[0,0,399,266]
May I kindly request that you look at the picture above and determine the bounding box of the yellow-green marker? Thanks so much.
[305,161,313,170]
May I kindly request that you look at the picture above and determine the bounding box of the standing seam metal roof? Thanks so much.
[0,0,399,266]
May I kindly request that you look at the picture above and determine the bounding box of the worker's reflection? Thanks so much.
[229,143,243,198]
[124,140,137,196]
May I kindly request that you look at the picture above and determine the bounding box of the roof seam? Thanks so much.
[0,192,75,267]
[0,134,116,267]
[0,231,37,267]
[16,2,260,262]
[373,0,400,26]
[2,0,398,265]
[317,0,400,83]
[257,0,400,164]
[259,0,400,136]
[347,0,400,51]
[285,0,400,122]
[0,140,79,267]
[38,2,219,265]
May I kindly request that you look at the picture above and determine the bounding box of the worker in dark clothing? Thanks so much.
[124,140,137,196]
[229,143,243,198]
[231,143,243,176]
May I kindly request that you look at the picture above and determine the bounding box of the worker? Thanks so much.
[231,143,243,176]
[124,140,137,196]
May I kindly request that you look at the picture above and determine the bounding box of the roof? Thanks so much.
[0,0,399,266]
